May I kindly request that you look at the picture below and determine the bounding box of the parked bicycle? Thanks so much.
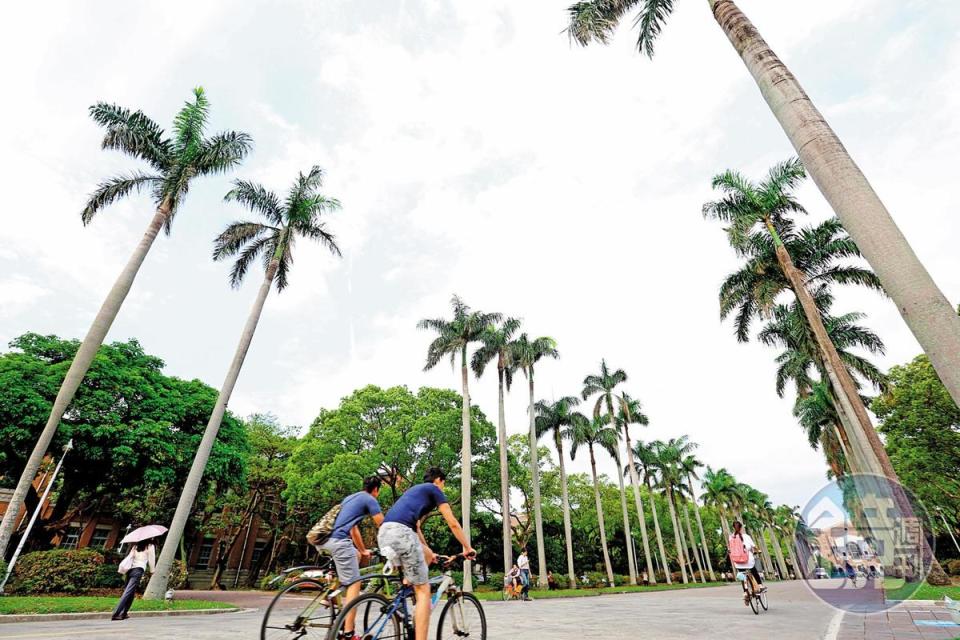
[261,551,397,639]
[327,552,486,640]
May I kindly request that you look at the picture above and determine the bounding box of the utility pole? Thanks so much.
[1,440,73,593]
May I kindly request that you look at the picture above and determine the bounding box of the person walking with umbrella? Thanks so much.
[113,525,166,621]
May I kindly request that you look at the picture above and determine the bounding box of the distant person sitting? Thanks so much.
[547,570,558,590]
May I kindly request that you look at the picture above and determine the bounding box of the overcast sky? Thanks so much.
[1,0,958,511]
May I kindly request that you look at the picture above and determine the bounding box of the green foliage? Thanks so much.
[8,549,104,594]
[944,559,960,576]
[0,334,249,529]
[871,355,960,534]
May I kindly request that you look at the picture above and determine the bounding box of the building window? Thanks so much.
[89,525,112,549]
[251,539,268,566]
[61,523,82,549]
[196,537,215,568]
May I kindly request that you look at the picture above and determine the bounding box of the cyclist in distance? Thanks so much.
[729,520,766,593]
[378,466,475,640]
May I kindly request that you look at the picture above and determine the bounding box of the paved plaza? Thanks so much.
[0,580,956,640]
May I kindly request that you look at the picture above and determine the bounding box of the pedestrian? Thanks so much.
[113,538,156,621]
[517,548,532,601]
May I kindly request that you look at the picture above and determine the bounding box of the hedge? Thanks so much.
[8,549,104,594]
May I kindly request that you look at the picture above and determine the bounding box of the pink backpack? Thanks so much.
[728,535,748,565]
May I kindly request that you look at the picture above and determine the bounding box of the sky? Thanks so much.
[1,0,958,511]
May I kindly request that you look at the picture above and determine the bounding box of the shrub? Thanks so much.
[167,560,188,590]
[945,559,960,576]
[9,549,104,594]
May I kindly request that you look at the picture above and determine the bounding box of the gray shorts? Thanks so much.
[318,537,360,586]
[378,522,428,585]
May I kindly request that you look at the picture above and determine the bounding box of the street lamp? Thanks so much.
[0,439,74,593]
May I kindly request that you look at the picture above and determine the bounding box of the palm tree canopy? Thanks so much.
[582,359,627,417]
[534,396,581,442]
[417,296,503,371]
[568,414,619,461]
[215,166,341,291]
[615,392,649,434]
[717,216,883,342]
[471,317,522,384]
[650,436,697,492]
[760,288,887,398]
[566,0,676,58]
[84,87,253,233]
[510,333,559,379]
[793,382,839,450]
[701,466,741,511]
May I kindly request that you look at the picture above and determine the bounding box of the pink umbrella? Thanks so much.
[120,524,168,545]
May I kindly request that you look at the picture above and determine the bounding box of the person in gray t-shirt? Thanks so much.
[317,476,384,640]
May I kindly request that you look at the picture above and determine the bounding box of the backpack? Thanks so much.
[306,502,343,547]
[728,534,748,565]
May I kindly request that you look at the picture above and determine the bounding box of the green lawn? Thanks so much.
[472,581,729,601]
[884,577,960,601]
[0,596,237,615]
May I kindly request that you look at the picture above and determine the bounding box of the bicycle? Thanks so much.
[737,569,768,615]
[261,551,397,639]
[327,552,486,640]
[501,578,523,601]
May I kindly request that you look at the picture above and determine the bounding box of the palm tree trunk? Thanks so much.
[460,347,474,592]
[689,478,716,581]
[0,203,171,559]
[785,530,802,580]
[768,525,790,580]
[709,0,960,410]
[765,220,888,479]
[555,436,577,588]
[144,258,276,599]
[527,372,548,589]
[589,447,615,587]
[647,477,671,584]
[623,430,655,584]
[612,448,637,585]
[496,366,512,576]
[682,501,706,582]
[665,487,688,584]
[675,500,697,581]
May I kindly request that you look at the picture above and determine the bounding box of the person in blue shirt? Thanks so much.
[317,475,384,640]
[378,467,474,640]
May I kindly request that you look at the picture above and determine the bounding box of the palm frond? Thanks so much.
[89,102,171,170]
[81,172,162,225]
[566,0,638,46]
[196,131,254,176]
[298,219,342,257]
[224,180,283,223]
[635,0,676,57]
[228,234,275,288]
[213,221,274,261]
[172,87,210,156]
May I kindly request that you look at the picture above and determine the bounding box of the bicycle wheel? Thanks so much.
[436,592,486,640]
[261,579,334,640]
[759,589,768,611]
[748,591,759,615]
[332,592,402,640]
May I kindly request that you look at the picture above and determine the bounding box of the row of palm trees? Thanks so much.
[418,302,799,589]
[0,88,345,600]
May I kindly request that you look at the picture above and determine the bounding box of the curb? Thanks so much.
[0,606,241,624]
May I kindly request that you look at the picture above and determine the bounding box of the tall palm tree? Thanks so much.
[616,393,657,584]
[569,414,619,587]
[703,159,891,480]
[511,333,559,588]
[651,437,697,584]
[794,382,848,478]
[774,505,803,579]
[681,454,716,581]
[145,167,340,599]
[418,296,501,591]
[535,396,582,588]
[566,0,960,409]
[701,467,740,543]
[0,88,252,558]
[582,361,636,585]
[472,317,521,575]
[633,440,672,583]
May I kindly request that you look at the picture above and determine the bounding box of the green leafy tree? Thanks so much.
[471,317,522,574]
[146,167,342,599]
[0,89,252,557]
[418,296,501,591]
[565,0,960,409]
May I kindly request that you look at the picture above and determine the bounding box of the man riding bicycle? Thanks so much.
[378,467,475,640]
[316,475,385,640]
[728,520,766,599]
